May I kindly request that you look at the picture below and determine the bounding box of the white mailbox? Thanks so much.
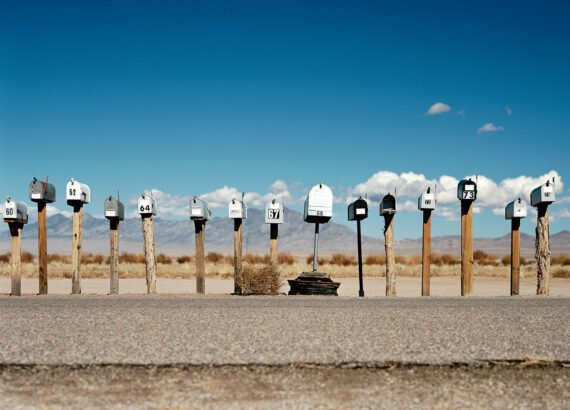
[457,179,477,201]
[190,197,210,221]
[379,193,397,215]
[304,183,333,223]
[418,187,436,211]
[2,198,28,224]
[104,196,125,221]
[265,198,284,224]
[228,198,247,219]
[66,178,91,205]
[505,198,527,220]
[530,180,556,207]
[138,193,157,216]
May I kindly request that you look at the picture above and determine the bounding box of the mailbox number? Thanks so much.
[267,209,280,219]
[317,211,323,216]
[545,192,551,197]
[140,205,151,212]
[69,188,76,196]
[462,191,475,200]
[5,208,13,216]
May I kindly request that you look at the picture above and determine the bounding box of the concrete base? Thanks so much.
[288,272,341,296]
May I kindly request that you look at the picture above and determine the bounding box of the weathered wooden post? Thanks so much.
[104,195,125,295]
[457,178,477,296]
[3,198,29,296]
[348,197,368,297]
[289,183,340,295]
[418,187,436,296]
[29,177,56,295]
[505,198,527,295]
[190,196,211,294]
[531,179,556,295]
[66,178,91,295]
[265,198,284,265]
[138,193,157,294]
[229,194,247,295]
[380,192,397,296]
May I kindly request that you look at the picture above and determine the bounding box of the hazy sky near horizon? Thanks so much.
[1,1,569,239]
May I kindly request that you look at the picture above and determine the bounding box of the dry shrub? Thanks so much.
[206,252,224,263]
[237,263,282,295]
[501,255,511,266]
[48,253,69,263]
[329,253,356,266]
[0,253,10,263]
[407,255,422,265]
[243,254,270,264]
[431,253,458,265]
[552,267,570,278]
[156,254,173,264]
[552,254,570,266]
[277,253,295,265]
[177,255,193,264]
[306,254,328,265]
[81,253,107,264]
[473,250,499,266]
[473,250,489,262]
[120,253,145,264]
[365,255,385,265]
[21,252,34,263]
[395,255,408,265]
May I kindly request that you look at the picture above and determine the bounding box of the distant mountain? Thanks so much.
[1,208,568,257]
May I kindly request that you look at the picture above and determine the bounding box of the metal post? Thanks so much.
[357,219,364,297]
[312,223,320,272]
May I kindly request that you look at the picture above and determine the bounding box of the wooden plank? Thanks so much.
[461,201,474,296]
[9,223,22,296]
[510,218,521,296]
[536,205,550,295]
[422,210,431,297]
[194,220,206,294]
[234,218,243,295]
[38,202,48,295]
[384,214,396,296]
[142,215,157,294]
[109,219,119,295]
[270,224,278,265]
[71,205,83,295]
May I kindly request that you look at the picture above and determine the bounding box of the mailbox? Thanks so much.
[2,198,28,224]
[29,177,56,203]
[138,193,157,216]
[304,183,333,223]
[348,197,368,221]
[457,179,477,201]
[104,196,125,221]
[190,197,210,221]
[418,187,436,211]
[265,199,284,224]
[228,198,247,219]
[505,198,527,220]
[66,178,91,205]
[379,193,397,215]
[530,180,556,207]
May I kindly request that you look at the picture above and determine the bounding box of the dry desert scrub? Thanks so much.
[236,263,282,295]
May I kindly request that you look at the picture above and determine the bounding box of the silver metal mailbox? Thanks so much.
[265,198,284,224]
[2,198,28,224]
[104,196,125,221]
[505,198,527,220]
[418,187,436,211]
[66,178,91,205]
[530,180,556,207]
[379,193,397,215]
[29,177,56,203]
[228,198,247,219]
[138,193,157,216]
[348,197,368,221]
[304,183,333,223]
[190,197,210,221]
[457,179,477,201]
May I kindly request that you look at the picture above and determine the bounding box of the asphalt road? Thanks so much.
[0,295,568,366]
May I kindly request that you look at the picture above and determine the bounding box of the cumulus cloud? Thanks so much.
[426,102,452,116]
[478,123,504,133]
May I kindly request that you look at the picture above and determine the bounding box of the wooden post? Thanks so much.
[9,223,22,296]
[109,219,119,295]
[422,210,431,296]
[234,218,243,295]
[510,218,521,296]
[194,220,206,294]
[536,205,550,295]
[461,201,474,296]
[384,214,396,296]
[71,205,83,295]
[142,215,157,294]
[270,224,278,265]
[38,202,48,295]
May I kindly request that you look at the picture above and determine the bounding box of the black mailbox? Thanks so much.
[379,193,397,216]
[348,198,368,221]
[457,179,477,201]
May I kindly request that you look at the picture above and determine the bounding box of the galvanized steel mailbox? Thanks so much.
[379,193,397,215]
[138,193,157,216]
[265,199,284,224]
[2,198,28,224]
[348,197,368,221]
[29,178,56,203]
[228,198,247,219]
[531,180,556,207]
[418,187,436,211]
[66,178,91,205]
[457,179,477,201]
[190,197,210,221]
[505,198,528,220]
[104,196,125,221]
[304,183,333,223]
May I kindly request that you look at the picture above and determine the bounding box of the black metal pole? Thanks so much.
[357,219,364,297]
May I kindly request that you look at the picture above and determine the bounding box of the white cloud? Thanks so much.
[505,106,512,116]
[426,102,451,116]
[478,123,504,133]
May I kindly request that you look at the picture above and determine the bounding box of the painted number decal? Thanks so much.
[462,191,475,200]
[69,188,76,196]
[267,209,280,219]
[140,205,151,212]
[5,208,13,216]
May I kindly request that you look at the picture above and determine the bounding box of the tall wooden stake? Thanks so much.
[384,214,396,296]
[38,202,48,295]
[71,205,83,295]
[234,218,243,294]
[270,224,278,265]
[510,218,521,296]
[109,219,119,295]
[9,223,22,296]
[194,220,206,294]
[536,205,550,295]
[142,215,157,294]
[422,210,432,296]
[461,201,474,296]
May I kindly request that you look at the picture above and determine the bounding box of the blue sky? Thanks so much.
[1,0,569,239]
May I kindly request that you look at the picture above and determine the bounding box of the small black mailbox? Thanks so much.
[348,198,368,221]
[379,193,397,216]
[457,179,477,201]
